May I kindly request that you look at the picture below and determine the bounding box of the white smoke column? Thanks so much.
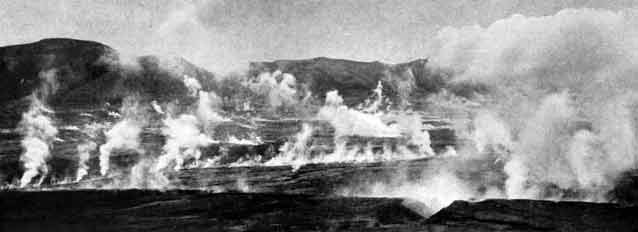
[18,96,58,187]
[183,74,202,96]
[129,158,170,189]
[197,91,227,124]
[392,112,435,156]
[182,74,228,124]
[362,81,384,113]
[154,114,216,172]
[99,119,143,176]
[318,90,400,138]
[151,73,225,175]
[17,69,60,188]
[264,123,315,170]
[505,92,575,198]
[266,85,436,168]
[471,110,512,155]
[269,72,298,109]
[426,8,638,200]
[75,141,96,182]
[151,100,165,114]
[250,71,300,111]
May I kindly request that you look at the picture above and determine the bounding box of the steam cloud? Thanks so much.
[18,96,58,187]
[154,114,216,172]
[75,141,96,182]
[249,71,300,112]
[18,70,60,188]
[11,3,638,216]
[426,8,638,200]
[154,75,221,176]
[98,98,145,178]
[266,82,435,168]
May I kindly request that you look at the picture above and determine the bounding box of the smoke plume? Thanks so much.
[75,141,96,182]
[426,8,638,200]
[154,114,216,172]
[98,99,145,176]
[18,96,58,187]
[17,70,60,188]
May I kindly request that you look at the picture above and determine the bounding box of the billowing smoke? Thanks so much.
[183,75,203,96]
[318,90,400,138]
[75,141,96,182]
[153,76,221,176]
[154,114,216,172]
[75,122,104,182]
[265,83,435,168]
[249,71,303,113]
[99,119,143,176]
[98,98,145,177]
[197,91,227,124]
[181,74,228,124]
[18,96,58,187]
[18,69,60,188]
[264,123,315,170]
[425,8,638,200]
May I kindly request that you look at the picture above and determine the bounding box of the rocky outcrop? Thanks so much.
[425,199,638,231]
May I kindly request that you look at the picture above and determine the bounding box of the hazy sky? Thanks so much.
[1,0,637,72]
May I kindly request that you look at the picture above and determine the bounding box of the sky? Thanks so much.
[1,0,637,73]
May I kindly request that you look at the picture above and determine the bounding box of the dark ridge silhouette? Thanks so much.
[249,57,487,107]
[0,38,217,109]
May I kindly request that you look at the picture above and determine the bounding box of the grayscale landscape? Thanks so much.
[1,1,638,231]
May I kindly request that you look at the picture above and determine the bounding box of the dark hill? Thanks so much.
[249,57,486,107]
[0,38,217,109]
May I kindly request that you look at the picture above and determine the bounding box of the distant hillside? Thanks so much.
[249,57,485,107]
[0,38,486,112]
[0,38,217,108]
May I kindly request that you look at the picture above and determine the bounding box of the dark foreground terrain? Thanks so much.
[2,190,638,232]
[1,190,423,231]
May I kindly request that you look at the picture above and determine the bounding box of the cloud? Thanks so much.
[6,0,637,74]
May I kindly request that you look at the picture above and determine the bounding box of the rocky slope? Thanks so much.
[2,189,637,231]
[425,199,638,231]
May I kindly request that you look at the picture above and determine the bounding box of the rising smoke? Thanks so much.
[18,96,58,187]
[17,70,60,187]
[425,8,638,200]
[10,5,638,217]
[98,99,145,176]
[265,82,435,168]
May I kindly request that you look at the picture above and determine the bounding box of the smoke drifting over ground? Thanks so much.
[6,4,638,218]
